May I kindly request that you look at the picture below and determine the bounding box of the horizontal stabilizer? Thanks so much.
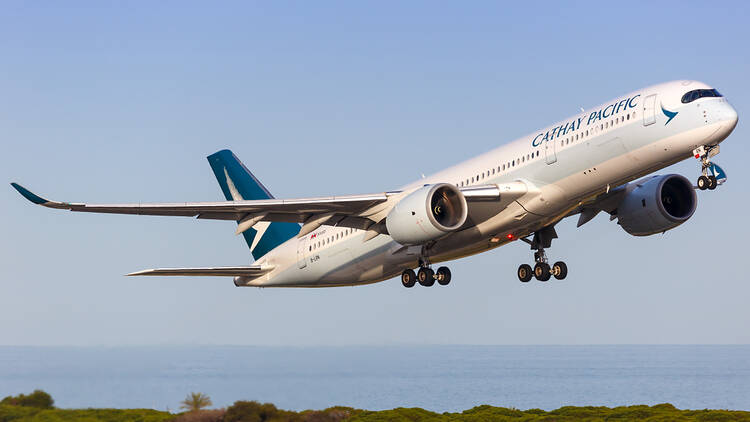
[127,265,273,277]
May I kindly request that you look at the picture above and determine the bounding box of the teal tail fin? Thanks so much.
[207,149,300,260]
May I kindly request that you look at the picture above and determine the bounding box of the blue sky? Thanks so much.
[2,1,749,345]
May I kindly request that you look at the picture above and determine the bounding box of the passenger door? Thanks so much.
[297,237,307,269]
[545,138,557,164]
[643,94,657,126]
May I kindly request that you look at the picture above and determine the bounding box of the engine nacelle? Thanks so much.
[386,183,468,245]
[616,174,697,236]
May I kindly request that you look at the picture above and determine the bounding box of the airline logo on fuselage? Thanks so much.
[532,94,640,147]
[661,104,678,125]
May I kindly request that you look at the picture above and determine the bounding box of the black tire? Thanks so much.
[697,176,709,190]
[552,261,568,280]
[417,267,435,287]
[436,266,452,286]
[534,262,551,282]
[401,269,416,288]
[518,264,533,283]
[708,175,717,190]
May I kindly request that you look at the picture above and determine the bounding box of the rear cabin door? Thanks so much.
[297,237,307,269]
[643,94,657,126]
[545,138,557,164]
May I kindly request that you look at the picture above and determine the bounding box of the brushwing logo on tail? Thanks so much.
[224,168,270,250]
[224,168,243,201]
[661,103,678,125]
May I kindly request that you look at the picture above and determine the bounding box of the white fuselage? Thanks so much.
[246,80,738,287]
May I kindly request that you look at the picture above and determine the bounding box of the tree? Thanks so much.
[0,390,54,409]
[180,392,212,412]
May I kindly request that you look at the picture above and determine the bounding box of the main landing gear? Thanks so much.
[401,261,452,288]
[694,145,726,191]
[517,226,568,283]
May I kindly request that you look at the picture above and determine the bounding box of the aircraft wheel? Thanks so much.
[534,263,551,282]
[417,267,435,287]
[518,264,533,283]
[697,176,709,190]
[401,269,416,288]
[552,261,568,280]
[436,266,451,286]
[708,175,718,190]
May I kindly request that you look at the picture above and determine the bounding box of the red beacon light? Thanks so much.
[506,233,515,240]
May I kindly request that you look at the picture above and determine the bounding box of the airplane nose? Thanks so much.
[726,105,739,129]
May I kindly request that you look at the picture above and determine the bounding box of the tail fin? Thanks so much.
[207,149,300,260]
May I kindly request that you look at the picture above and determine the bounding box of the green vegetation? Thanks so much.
[0,390,53,409]
[0,406,174,422]
[1,390,749,421]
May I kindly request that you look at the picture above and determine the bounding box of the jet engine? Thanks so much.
[616,174,697,236]
[385,183,468,245]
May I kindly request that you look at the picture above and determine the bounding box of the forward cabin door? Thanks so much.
[643,94,657,126]
[297,237,308,269]
[545,138,557,164]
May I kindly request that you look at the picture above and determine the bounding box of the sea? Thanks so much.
[0,345,748,412]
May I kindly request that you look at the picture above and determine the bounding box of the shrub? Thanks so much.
[300,407,354,421]
[173,409,226,422]
[0,390,54,409]
[224,400,289,422]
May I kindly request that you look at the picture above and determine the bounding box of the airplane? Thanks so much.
[11,80,738,287]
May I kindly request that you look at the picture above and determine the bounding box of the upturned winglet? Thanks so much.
[10,183,70,209]
[11,183,50,205]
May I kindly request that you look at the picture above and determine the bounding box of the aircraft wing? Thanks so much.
[127,265,273,277]
[11,182,392,234]
[11,181,526,237]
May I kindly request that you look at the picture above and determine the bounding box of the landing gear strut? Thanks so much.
[517,226,568,283]
[694,145,726,190]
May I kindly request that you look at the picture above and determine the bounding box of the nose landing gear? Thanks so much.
[693,145,726,190]
[517,226,568,283]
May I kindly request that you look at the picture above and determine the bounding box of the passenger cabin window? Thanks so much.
[681,88,722,103]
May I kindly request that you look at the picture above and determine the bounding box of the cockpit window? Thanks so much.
[681,88,722,104]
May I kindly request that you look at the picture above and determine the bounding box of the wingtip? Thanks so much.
[10,182,49,205]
